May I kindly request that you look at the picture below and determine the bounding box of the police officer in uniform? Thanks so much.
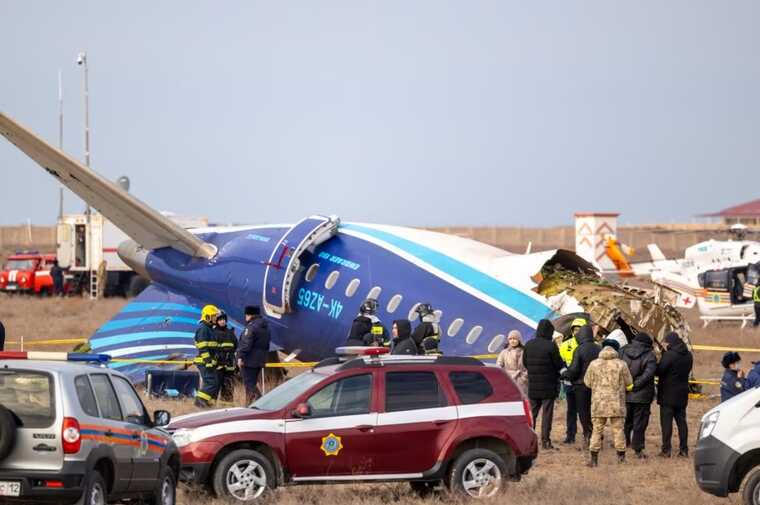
[412,303,442,355]
[753,284,760,328]
[237,305,270,405]
[194,305,221,408]
[214,311,238,403]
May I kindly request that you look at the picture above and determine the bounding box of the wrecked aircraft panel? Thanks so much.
[538,266,691,348]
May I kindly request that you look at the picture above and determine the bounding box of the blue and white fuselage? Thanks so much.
[94,219,576,381]
[0,112,591,383]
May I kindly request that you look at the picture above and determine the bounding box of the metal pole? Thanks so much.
[79,52,91,216]
[58,69,64,219]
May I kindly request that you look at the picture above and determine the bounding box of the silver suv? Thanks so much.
[0,358,179,505]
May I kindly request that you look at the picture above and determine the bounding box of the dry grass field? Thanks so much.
[3,295,759,504]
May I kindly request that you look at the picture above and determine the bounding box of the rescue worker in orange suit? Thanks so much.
[237,305,270,405]
[194,305,221,408]
[214,311,238,403]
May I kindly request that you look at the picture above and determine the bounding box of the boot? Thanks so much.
[562,435,576,445]
[635,450,648,459]
[659,450,671,458]
[194,398,210,409]
[677,449,689,458]
[587,451,599,467]
[541,440,557,451]
[617,451,626,464]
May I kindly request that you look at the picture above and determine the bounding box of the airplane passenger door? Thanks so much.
[263,215,340,317]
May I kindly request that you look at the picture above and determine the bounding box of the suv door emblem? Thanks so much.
[320,433,343,456]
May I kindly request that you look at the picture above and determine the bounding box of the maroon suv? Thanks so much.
[169,353,537,501]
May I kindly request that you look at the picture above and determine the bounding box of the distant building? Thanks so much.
[703,198,760,226]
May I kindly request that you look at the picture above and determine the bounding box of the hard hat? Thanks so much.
[570,318,588,328]
[200,304,220,322]
[215,310,228,322]
[360,299,378,315]
[415,303,435,318]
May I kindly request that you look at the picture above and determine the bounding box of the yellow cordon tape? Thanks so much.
[1,341,743,386]
[5,338,88,346]
[108,358,321,367]
[692,344,760,353]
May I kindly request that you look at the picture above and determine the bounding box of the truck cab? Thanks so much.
[0,253,56,295]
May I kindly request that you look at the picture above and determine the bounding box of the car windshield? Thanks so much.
[252,371,326,411]
[0,370,55,428]
[5,260,35,270]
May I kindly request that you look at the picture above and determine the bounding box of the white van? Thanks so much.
[695,389,760,504]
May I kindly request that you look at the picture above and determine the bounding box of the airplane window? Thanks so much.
[305,263,319,282]
[367,286,382,300]
[488,334,506,353]
[465,326,483,345]
[325,271,340,290]
[407,303,421,321]
[345,278,361,297]
[387,294,403,313]
[447,318,464,337]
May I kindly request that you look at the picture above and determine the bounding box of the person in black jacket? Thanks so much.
[621,333,657,458]
[0,320,4,351]
[390,320,417,355]
[214,312,238,403]
[656,332,693,458]
[346,316,373,347]
[50,260,65,296]
[237,305,270,405]
[561,325,600,447]
[522,319,565,450]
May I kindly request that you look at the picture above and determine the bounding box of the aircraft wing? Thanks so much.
[0,112,216,259]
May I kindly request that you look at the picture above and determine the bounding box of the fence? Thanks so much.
[0,222,738,261]
[0,225,56,254]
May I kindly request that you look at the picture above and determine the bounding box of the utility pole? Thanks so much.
[77,52,91,215]
[77,51,98,299]
[57,69,64,219]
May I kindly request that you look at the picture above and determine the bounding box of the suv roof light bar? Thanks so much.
[334,346,389,357]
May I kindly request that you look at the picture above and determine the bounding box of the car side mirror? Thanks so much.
[154,410,171,427]
[293,403,311,418]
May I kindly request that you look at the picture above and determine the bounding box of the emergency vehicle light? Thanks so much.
[0,351,111,363]
[334,346,390,357]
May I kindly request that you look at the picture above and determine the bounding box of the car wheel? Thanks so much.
[147,467,176,505]
[448,448,507,499]
[212,449,275,502]
[0,405,17,461]
[742,466,760,505]
[75,470,107,505]
[409,481,438,498]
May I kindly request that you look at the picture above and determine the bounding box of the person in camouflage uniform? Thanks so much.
[583,340,633,467]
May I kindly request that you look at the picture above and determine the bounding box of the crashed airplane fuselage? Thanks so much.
[0,112,688,380]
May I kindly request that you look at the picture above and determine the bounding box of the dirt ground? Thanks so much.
[3,295,758,504]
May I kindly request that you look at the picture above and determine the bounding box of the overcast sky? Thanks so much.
[1,1,758,227]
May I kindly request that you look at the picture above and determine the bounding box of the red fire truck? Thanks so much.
[0,252,58,295]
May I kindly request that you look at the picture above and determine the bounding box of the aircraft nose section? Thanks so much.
[118,239,151,280]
